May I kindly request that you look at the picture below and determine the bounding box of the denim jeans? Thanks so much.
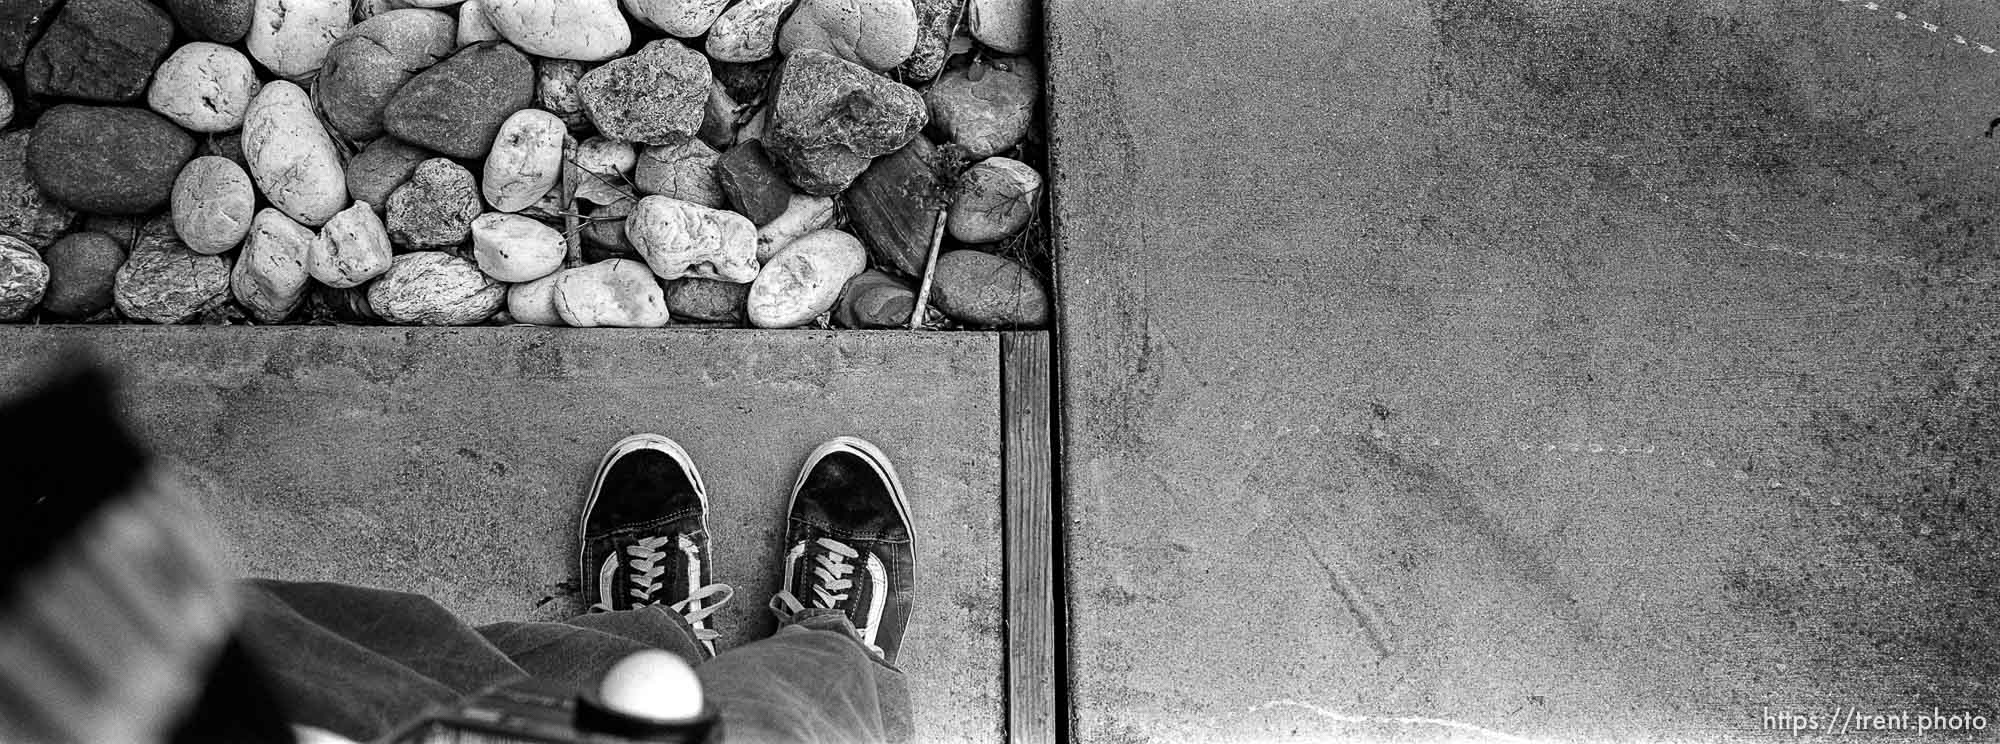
[235,580,912,744]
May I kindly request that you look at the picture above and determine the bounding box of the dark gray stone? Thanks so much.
[716,139,794,225]
[665,277,749,323]
[633,140,724,208]
[765,49,928,195]
[711,57,776,104]
[28,105,195,215]
[581,199,636,255]
[578,40,711,146]
[924,56,1037,158]
[318,9,457,140]
[926,249,1044,327]
[40,230,123,318]
[165,0,253,43]
[383,41,535,159]
[833,269,915,328]
[840,135,940,276]
[346,137,431,210]
[24,0,174,102]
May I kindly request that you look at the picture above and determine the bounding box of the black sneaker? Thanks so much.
[580,434,734,656]
[768,437,915,662]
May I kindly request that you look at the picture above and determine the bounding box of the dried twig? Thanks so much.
[908,208,947,329]
[560,135,583,268]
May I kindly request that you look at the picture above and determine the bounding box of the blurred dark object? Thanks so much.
[0,360,293,743]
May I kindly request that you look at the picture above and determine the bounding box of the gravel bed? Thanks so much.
[0,0,1049,330]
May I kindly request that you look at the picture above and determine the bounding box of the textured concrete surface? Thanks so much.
[1050,1,2000,741]
[0,327,1004,744]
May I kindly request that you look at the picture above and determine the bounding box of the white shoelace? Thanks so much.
[770,537,879,654]
[597,535,733,644]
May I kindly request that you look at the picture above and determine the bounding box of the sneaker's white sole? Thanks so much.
[578,433,711,584]
[789,436,916,560]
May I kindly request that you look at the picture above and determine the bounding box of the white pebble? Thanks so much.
[747,229,866,328]
[471,213,566,282]
[485,0,631,61]
[246,0,353,79]
[242,81,348,226]
[231,209,315,323]
[147,43,261,133]
[626,195,760,283]
[553,258,671,327]
[482,109,566,212]
[171,156,256,254]
[308,202,393,288]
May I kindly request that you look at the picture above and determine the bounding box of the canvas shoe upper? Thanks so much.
[769,437,915,663]
[580,434,733,656]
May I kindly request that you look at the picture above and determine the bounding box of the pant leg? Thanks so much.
[476,604,708,692]
[697,609,912,744]
[233,580,528,742]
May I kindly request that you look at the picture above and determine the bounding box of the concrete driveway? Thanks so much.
[1049,1,2000,740]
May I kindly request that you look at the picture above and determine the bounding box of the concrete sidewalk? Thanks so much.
[1050,0,2000,741]
[0,327,1005,744]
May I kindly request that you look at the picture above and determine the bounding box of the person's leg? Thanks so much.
[697,609,912,744]
[235,579,528,742]
[475,603,708,692]
[695,437,918,744]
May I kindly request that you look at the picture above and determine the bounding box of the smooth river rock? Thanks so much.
[746,228,866,328]
[383,41,535,159]
[552,258,670,327]
[242,81,348,226]
[170,156,257,254]
[230,209,315,323]
[308,202,394,288]
[485,0,629,61]
[317,8,456,140]
[40,231,122,318]
[28,105,194,215]
[148,42,262,133]
[246,0,353,79]
[946,156,1039,244]
[928,248,1046,326]
[925,56,1037,158]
